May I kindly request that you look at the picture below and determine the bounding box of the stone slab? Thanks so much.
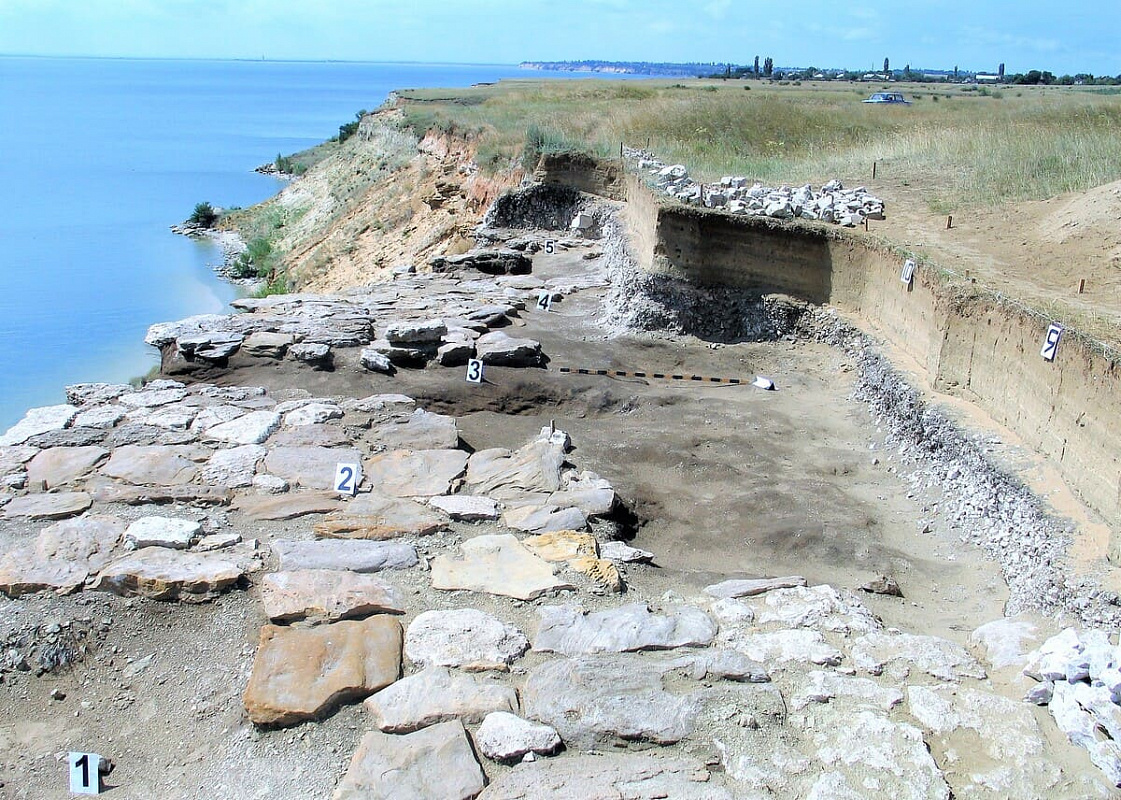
[0,515,126,597]
[363,665,518,733]
[333,720,484,800]
[1,491,92,520]
[431,534,572,601]
[534,603,716,656]
[271,539,418,573]
[259,569,406,623]
[92,546,243,602]
[244,616,402,727]
[405,608,529,670]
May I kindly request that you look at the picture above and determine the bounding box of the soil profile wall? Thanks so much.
[618,173,1121,536]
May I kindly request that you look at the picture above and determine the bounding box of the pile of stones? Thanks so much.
[626,147,886,226]
[143,248,608,376]
[1022,627,1121,785]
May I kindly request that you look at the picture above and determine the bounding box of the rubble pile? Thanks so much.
[627,147,885,226]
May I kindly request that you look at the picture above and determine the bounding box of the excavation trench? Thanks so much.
[498,158,1121,628]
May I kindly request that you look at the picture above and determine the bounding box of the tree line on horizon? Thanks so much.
[523,58,1121,86]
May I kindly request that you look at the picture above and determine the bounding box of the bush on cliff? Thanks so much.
[188,201,218,228]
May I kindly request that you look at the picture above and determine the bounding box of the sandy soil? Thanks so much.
[870,175,1121,345]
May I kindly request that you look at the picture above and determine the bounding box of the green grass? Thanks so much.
[394,80,1121,210]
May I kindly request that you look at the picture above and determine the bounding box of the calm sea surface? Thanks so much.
[0,57,590,430]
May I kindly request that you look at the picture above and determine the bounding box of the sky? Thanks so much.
[0,0,1118,76]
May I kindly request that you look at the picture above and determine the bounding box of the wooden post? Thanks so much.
[1078,278,1086,294]
[863,218,869,231]
[872,161,877,179]
[946,215,953,229]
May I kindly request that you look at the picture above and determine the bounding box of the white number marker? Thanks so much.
[900,258,916,284]
[465,358,484,384]
[334,463,361,496]
[544,240,555,255]
[1040,324,1063,362]
[536,292,553,312]
[69,752,102,795]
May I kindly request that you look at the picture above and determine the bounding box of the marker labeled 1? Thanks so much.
[69,752,102,795]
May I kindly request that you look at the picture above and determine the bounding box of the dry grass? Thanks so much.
[396,80,1121,211]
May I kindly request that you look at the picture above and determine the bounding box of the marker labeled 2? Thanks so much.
[334,463,361,496]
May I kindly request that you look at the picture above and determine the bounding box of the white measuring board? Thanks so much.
[1040,324,1063,362]
[900,258,916,284]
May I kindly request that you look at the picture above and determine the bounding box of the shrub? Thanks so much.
[188,201,218,228]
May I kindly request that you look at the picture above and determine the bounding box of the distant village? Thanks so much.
[521,59,1121,86]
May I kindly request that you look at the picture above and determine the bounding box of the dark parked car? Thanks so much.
[862,92,911,104]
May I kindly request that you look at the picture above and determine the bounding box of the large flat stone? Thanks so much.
[475,712,560,762]
[428,495,499,521]
[259,569,406,623]
[271,539,418,573]
[907,684,1068,798]
[99,445,208,485]
[477,753,735,800]
[363,665,517,733]
[405,608,529,670]
[313,494,447,540]
[809,709,950,800]
[790,670,904,712]
[852,632,987,681]
[0,405,79,446]
[202,409,281,445]
[92,546,243,602]
[89,484,231,506]
[368,409,459,451]
[244,617,402,727]
[503,504,587,533]
[26,446,108,489]
[969,616,1042,670]
[0,515,126,597]
[234,491,343,520]
[199,444,266,488]
[750,584,882,634]
[721,628,843,667]
[533,603,716,656]
[703,575,807,599]
[475,331,543,367]
[123,516,201,549]
[262,446,365,490]
[464,438,565,499]
[522,654,702,749]
[2,491,92,520]
[364,449,468,497]
[431,534,572,601]
[333,720,484,800]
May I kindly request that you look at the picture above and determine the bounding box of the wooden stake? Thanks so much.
[872,161,877,179]
[946,215,953,229]
[1078,278,1086,294]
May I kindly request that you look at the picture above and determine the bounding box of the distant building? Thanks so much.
[976,74,1001,83]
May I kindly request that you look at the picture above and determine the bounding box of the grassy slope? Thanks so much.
[398,79,1121,212]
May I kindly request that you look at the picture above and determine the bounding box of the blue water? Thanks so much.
[0,57,601,430]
